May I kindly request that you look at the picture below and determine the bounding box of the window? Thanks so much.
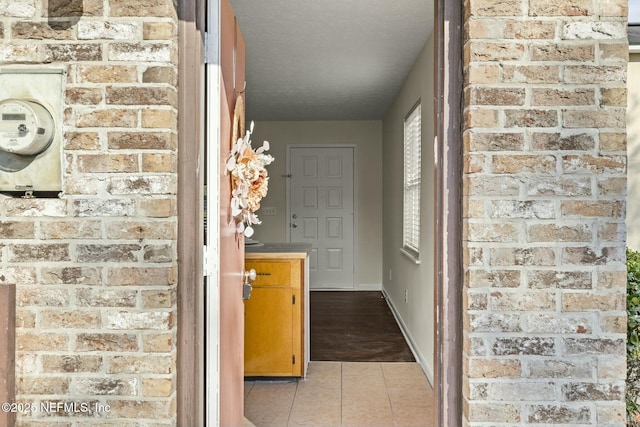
[402,101,422,262]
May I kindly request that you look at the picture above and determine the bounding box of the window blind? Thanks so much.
[403,102,422,259]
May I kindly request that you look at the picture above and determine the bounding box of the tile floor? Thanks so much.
[244,362,435,427]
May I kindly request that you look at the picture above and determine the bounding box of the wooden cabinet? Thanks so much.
[244,256,307,377]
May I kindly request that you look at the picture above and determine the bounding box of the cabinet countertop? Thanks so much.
[245,243,312,259]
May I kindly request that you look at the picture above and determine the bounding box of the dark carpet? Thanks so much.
[310,291,416,362]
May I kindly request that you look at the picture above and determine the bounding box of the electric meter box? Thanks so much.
[0,69,64,193]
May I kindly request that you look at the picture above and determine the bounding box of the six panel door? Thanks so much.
[289,147,355,290]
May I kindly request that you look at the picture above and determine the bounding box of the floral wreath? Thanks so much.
[225,98,274,237]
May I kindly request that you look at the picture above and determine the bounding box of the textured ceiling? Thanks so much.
[229,0,434,121]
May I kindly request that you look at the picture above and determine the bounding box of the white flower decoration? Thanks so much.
[225,121,274,237]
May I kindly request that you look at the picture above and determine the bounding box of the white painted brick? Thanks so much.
[72,377,138,396]
[563,22,627,40]
[5,199,67,217]
[0,0,36,18]
[73,199,136,217]
[0,44,41,62]
[106,311,171,330]
[78,21,142,40]
[106,175,176,195]
[490,200,555,219]
[486,381,556,401]
[108,43,173,62]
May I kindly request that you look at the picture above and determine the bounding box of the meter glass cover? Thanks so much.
[2,114,26,121]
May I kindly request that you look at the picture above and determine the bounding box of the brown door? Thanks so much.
[218,0,246,424]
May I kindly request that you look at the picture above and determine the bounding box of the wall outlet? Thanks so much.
[404,289,408,303]
[261,206,277,216]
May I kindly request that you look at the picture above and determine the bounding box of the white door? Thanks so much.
[289,146,355,289]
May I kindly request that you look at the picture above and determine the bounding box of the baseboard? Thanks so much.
[310,283,383,291]
[381,288,434,386]
[357,283,382,291]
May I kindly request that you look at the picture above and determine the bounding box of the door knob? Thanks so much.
[243,268,256,300]
[244,268,256,282]
[291,223,298,228]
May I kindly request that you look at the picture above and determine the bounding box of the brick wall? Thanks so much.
[0,0,178,425]
[463,0,628,425]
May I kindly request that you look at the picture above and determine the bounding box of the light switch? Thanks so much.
[261,206,277,216]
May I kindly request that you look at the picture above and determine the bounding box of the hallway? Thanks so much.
[244,362,434,427]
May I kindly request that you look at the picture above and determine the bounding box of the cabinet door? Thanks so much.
[244,287,294,376]
[247,260,292,287]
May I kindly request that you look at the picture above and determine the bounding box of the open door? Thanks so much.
[205,0,246,425]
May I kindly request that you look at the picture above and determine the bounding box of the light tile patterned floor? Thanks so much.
[244,362,435,427]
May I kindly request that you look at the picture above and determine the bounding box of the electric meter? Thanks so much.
[0,99,55,156]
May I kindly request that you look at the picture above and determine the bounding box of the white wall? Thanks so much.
[382,35,435,382]
[249,120,384,289]
[628,52,640,250]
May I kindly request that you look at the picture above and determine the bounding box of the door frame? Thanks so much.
[177,0,207,426]
[433,0,463,426]
[0,284,15,427]
[177,0,464,424]
[286,144,358,290]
